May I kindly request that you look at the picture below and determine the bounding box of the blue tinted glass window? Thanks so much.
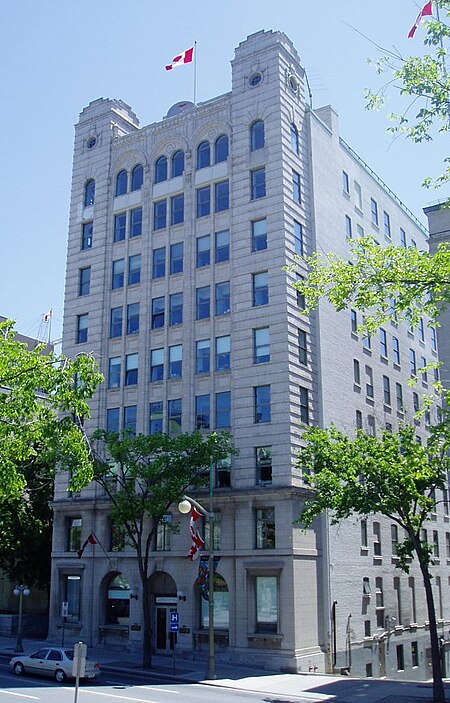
[107,408,120,433]
[168,399,182,434]
[155,156,168,183]
[196,339,210,374]
[215,281,230,315]
[250,120,264,151]
[110,307,123,338]
[251,168,266,199]
[150,349,164,382]
[196,394,210,429]
[197,186,211,217]
[131,164,143,191]
[171,150,184,177]
[169,293,183,326]
[152,247,165,278]
[154,200,167,230]
[130,208,142,237]
[171,194,184,225]
[215,181,229,212]
[152,297,165,329]
[115,170,128,196]
[216,336,230,372]
[108,357,121,389]
[216,391,231,428]
[170,242,183,274]
[112,259,125,289]
[123,405,137,435]
[252,219,267,251]
[196,286,210,319]
[197,141,210,169]
[81,222,93,250]
[84,179,95,207]
[76,314,88,344]
[215,135,229,163]
[253,272,268,306]
[149,402,163,434]
[128,254,141,286]
[127,303,139,334]
[79,267,91,296]
[114,213,126,242]
[197,235,210,267]
[215,230,229,263]
[255,385,271,423]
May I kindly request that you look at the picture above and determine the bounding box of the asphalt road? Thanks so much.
[0,660,313,703]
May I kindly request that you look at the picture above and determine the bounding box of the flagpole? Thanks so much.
[194,40,198,105]
[48,309,52,345]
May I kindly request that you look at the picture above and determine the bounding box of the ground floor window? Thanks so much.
[256,575,278,633]
[62,574,81,623]
[200,573,229,629]
[106,573,130,624]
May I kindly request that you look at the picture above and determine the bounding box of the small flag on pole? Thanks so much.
[165,46,194,71]
[43,310,52,322]
[187,506,205,560]
[77,531,97,559]
[408,1,433,38]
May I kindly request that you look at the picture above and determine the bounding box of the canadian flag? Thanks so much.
[408,1,433,38]
[187,507,205,561]
[165,47,194,71]
[43,310,52,322]
[77,531,98,559]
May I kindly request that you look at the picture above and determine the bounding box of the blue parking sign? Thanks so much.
[170,611,179,632]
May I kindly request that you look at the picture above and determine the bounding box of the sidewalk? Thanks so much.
[0,634,448,703]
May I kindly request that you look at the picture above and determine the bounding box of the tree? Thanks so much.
[297,422,450,703]
[92,429,236,669]
[366,0,450,193]
[0,320,103,499]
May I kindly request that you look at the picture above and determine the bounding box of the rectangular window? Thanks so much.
[355,181,363,210]
[252,219,267,251]
[254,328,270,364]
[253,271,269,306]
[393,337,400,365]
[368,414,376,436]
[420,356,428,383]
[126,302,139,334]
[256,575,277,632]
[371,198,379,226]
[196,339,210,374]
[380,329,387,357]
[215,229,230,263]
[195,394,210,429]
[152,296,165,329]
[215,457,231,489]
[76,314,88,344]
[79,267,91,296]
[296,273,305,308]
[204,512,222,549]
[168,398,182,435]
[361,519,368,548]
[396,382,403,412]
[114,213,126,242]
[81,221,93,250]
[251,168,266,199]
[196,186,211,217]
[197,235,211,267]
[112,259,125,289]
[391,524,398,555]
[365,366,374,398]
[446,532,450,559]
[356,409,363,429]
[153,200,167,230]
[353,359,361,385]
[383,376,391,406]
[256,509,275,549]
[418,318,425,342]
[150,348,164,382]
[216,335,231,371]
[411,641,419,667]
[63,575,81,624]
[400,228,407,247]
[169,344,182,379]
[130,207,142,237]
[345,215,352,238]
[410,348,417,376]
[383,211,391,239]
[373,522,382,556]
[125,353,138,386]
[170,194,184,225]
[149,401,163,435]
[430,326,437,352]
[363,320,371,351]
[215,180,229,212]
[294,220,303,255]
[67,517,82,552]
[123,405,137,435]
[256,446,272,484]
[170,242,183,274]
[255,385,271,424]
[433,530,440,558]
[108,357,121,389]
[215,391,231,428]
[152,247,166,278]
[196,286,210,319]
[107,407,120,433]
[156,515,172,551]
[215,281,230,315]
[299,386,310,424]
[298,329,307,365]
[169,292,183,326]
[413,392,420,413]
[292,169,301,203]
[351,309,358,334]
[342,170,349,193]
[396,644,404,671]
[110,307,123,338]
[128,254,141,285]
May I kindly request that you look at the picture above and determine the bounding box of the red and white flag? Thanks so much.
[408,1,433,38]
[43,310,52,322]
[187,507,205,561]
[165,46,194,71]
[77,531,97,559]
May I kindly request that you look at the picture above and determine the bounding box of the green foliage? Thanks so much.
[365,0,450,192]
[0,320,103,498]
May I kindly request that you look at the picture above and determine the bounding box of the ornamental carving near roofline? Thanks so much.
[110,150,148,174]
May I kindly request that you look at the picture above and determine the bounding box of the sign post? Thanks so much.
[170,611,179,674]
[61,602,68,647]
[72,641,87,703]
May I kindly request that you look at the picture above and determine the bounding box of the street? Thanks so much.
[0,660,315,703]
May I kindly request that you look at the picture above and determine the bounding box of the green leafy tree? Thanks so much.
[366,0,450,192]
[92,429,236,669]
[0,320,103,499]
[297,422,450,703]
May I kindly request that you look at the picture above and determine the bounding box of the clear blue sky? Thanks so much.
[0,0,447,341]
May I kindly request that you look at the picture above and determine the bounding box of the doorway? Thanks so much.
[154,605,177,653]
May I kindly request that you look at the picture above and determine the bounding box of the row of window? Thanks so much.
[105,385,310,436]
[351,310,438,356]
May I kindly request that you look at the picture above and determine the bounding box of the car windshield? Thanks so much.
[64,651,74,661]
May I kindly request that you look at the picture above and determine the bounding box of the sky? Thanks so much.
[0,0,447,342]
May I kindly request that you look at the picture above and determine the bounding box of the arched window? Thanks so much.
[131,164,143,191]
[250,120,264,151]
[290,124,299,155]
[200,572,229,629]
[154,156,168,183]
[214,135,229,164]
[171,150,185,178]
[84,179,95,207]
[106,573,130,624]
[197,141,210,170]
[115,170,128,197]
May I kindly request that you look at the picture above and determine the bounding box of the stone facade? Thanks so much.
[50,30,449,678]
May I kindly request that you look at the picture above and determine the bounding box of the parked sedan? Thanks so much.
[10,646,100,683]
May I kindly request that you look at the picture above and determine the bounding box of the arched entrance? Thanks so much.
[148,571,177,654]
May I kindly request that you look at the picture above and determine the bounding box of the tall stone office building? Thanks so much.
[50,30,448,679]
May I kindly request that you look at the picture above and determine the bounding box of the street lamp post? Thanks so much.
[13,585,30,653]
[178,464,216,680]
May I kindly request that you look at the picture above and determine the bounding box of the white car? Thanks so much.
[10,646,101,683]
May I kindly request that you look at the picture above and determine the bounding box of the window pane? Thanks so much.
[197,235,211,267]
[112,259,125,289]
[197,186,211,217]
[255,385,271,423]
[82,221,93,250]
[253,272,268,306]
[130,207,142,237]
[170,242,183,274]
[169,292,183,326]
[172,150,184,177]
[196,339,210,374]
[114,213,126,242]
[250,120,264,151]
[116,170,127,196]
[216,391,231,428]
[215,180,229,212]
[126,303,139,334]
[215,281,230,315]
[152,297,165,329]
[154,200,167,230]
[215,135,229,163]
[256,576,277,632]
[215,230,230,263]
[128,254,141,285]
[254,328,270,364]
[195,394,210,429]
[149,402,163,434]
[171,194,184,225]
[131,164,143,191]
[152,247,165,278]
[196,286,210,319]
[216,335,230,371]
[150,348,164,382]
[251,168,266,199]
[155,156,168,183]
[252,219,267,251]
[197,141,210,169]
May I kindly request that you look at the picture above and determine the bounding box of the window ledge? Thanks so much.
[373,556,383,565]
[360,546,369,556]
[247,633,282,641]
[393,363,401,371]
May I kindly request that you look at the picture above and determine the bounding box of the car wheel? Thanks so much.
[54,669,67,683]
[13,662,25,676]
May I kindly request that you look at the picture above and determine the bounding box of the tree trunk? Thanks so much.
[418,558,446,703]
[141,578,152,669]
